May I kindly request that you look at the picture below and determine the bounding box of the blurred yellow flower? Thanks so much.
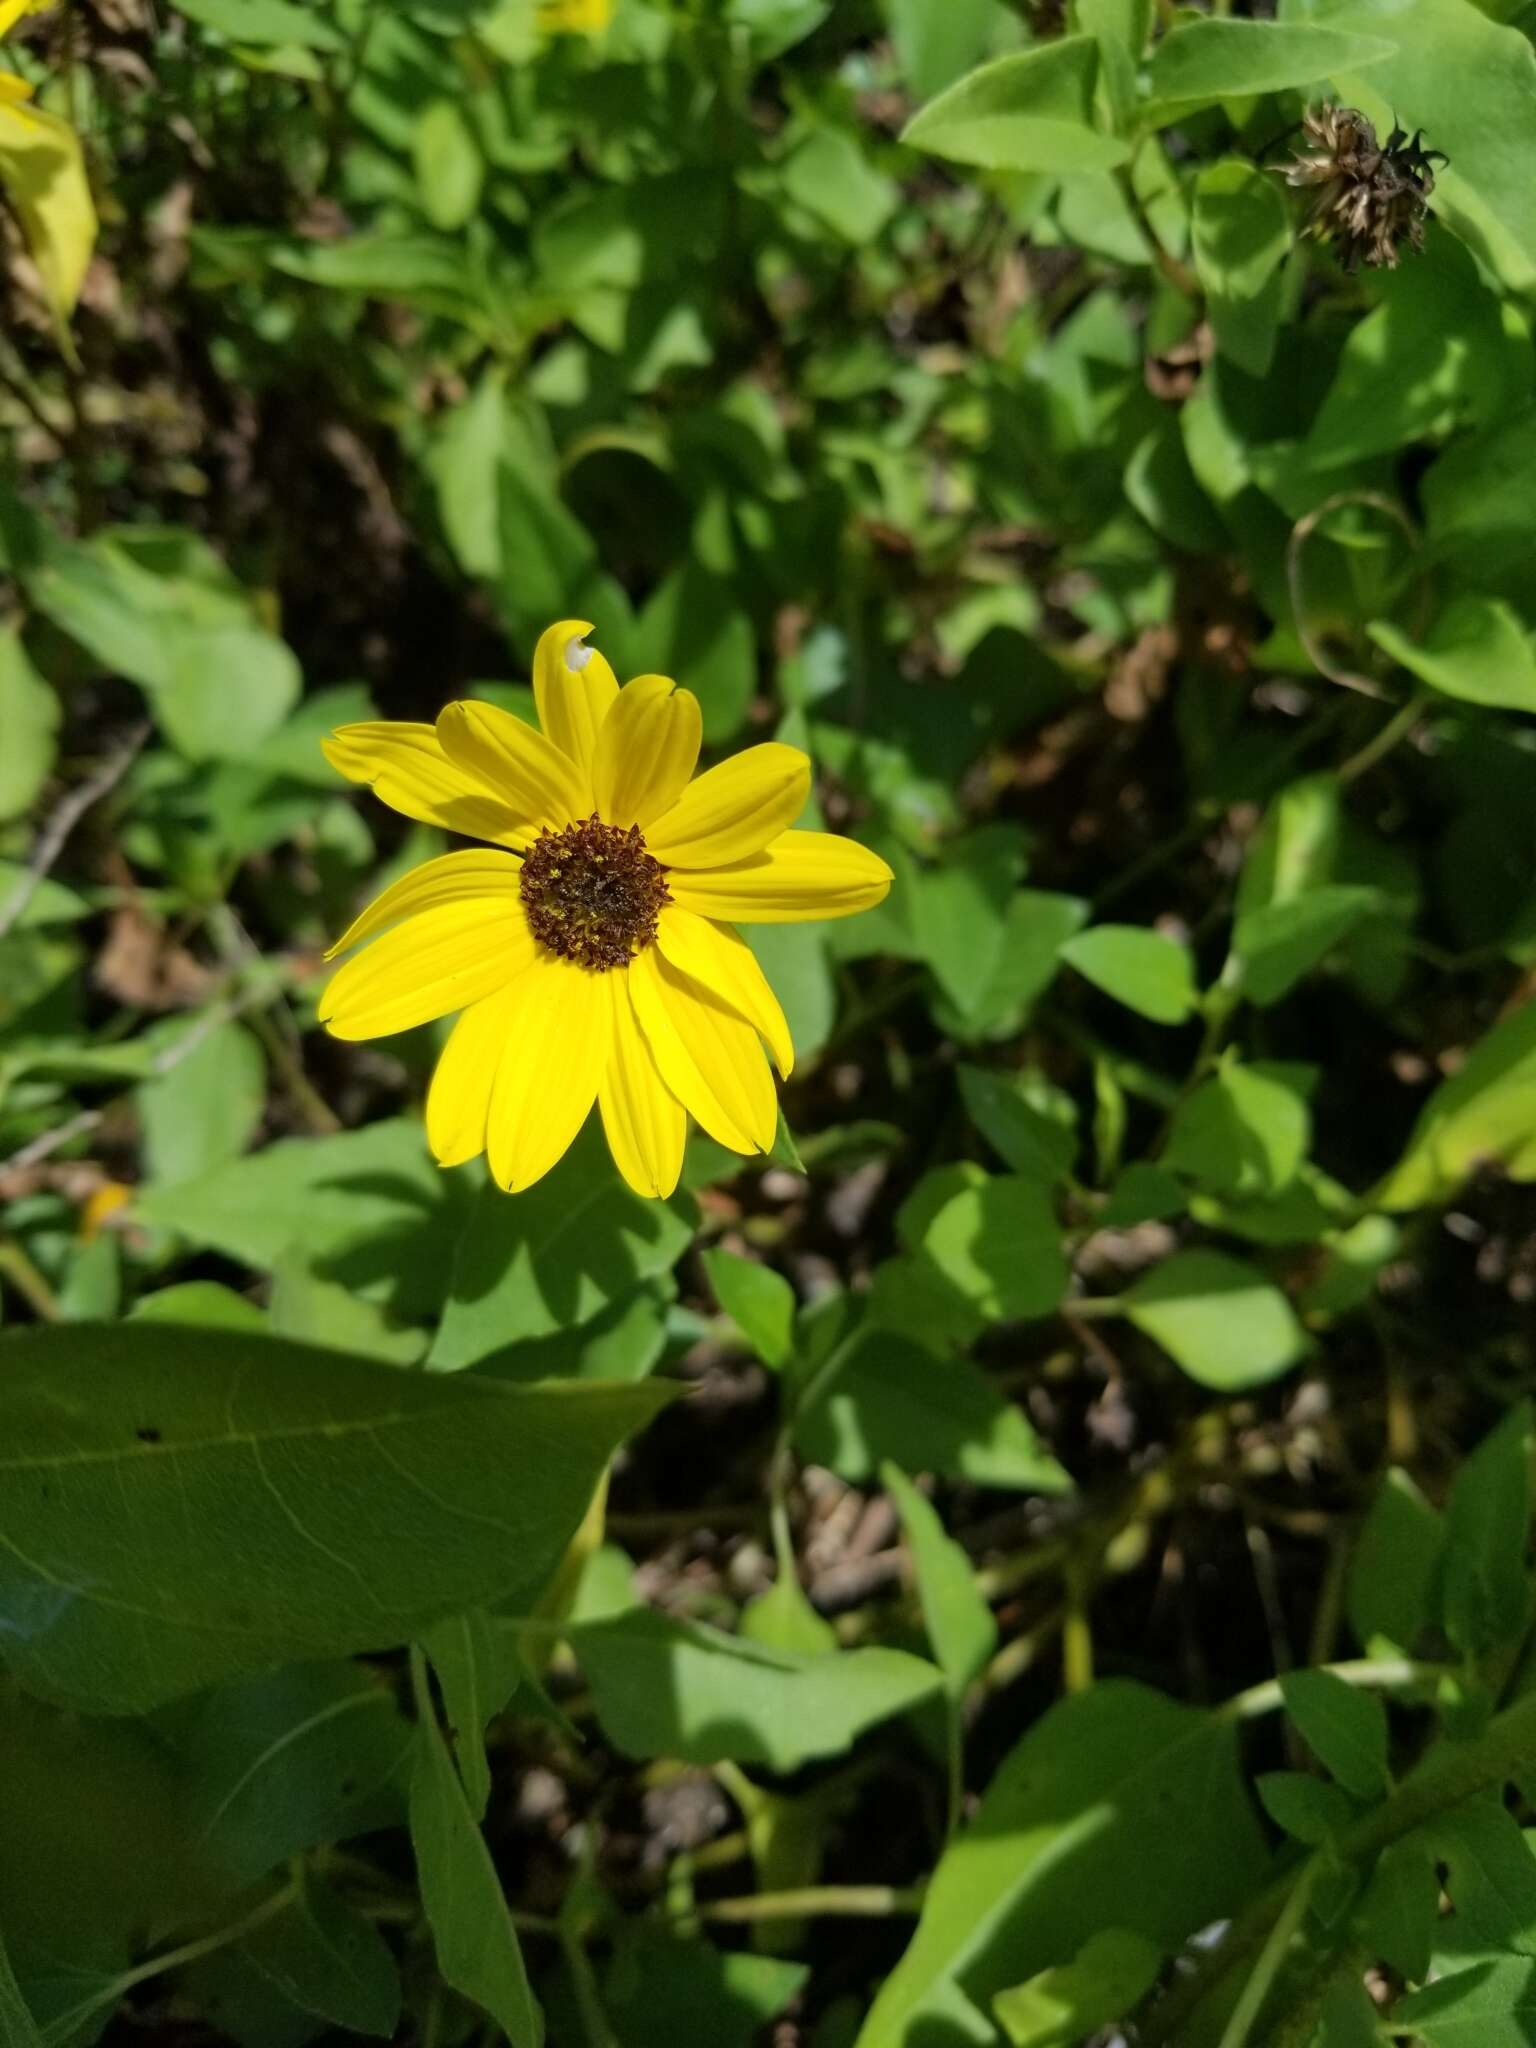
[536,0,613,35]
[0,0,96,332]
[321,621,893,1199]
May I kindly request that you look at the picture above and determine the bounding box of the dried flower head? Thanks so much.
[1280,104,1446,270]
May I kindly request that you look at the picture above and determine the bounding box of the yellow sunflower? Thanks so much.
[320,620,893,1200]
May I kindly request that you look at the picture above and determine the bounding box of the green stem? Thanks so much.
[0,1241,58,1320]
[1140,1684,1536,2046]
[43,1883,298,2045]
[1337,692,1428,786]
[1216,1855,1322,2048]
[1216,1658,1447,1724]
[687,1884,925,1925]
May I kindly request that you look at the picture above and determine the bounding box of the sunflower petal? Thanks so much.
[319,900,534,1042]
[323,723,531,847]
[644,743,811,869]
[426,980,523,1168]
[436,699,588,843]
[668,829,894,923]
[326,848,526,959]
[629,946,777,1157]
[532,618,618,796]
[592,672,702,830]
[656,906,793,1077]
[487,952,611,1193]
[599,972,687,1199]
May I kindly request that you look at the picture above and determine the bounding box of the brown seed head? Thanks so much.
[519,815,671,971]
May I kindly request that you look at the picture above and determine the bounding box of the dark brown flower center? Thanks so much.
[519,815,671,971]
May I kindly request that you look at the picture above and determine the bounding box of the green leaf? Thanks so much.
[432,1127,695,1368]
[603,1935,807,2048]
[1300,236,1511,469]
[174,0,346,47]
[630,560,752,743]
[1392,1958,1536,2045]
[704,1249,796,1370]
[782,129,898,244]
[901,38,1132,175]
[0,1323,672,1712]
[163,1660,411,1882]
[1257,1769,1359,1845]
[1370,598,1536,712]
[911,826,1026,1018]
[739,1571,839,1657]
[795,1330,1073,1494]
[854,1681,1266,2046]
[1231,885,1381,1007]
[409,1663,542,2048]
[888,0,1012,101]
[1357,1836,1440,1981]
[128,1281,268,1331]
[1191,159,1291,378]
[575,1609,943,1770]
[1280,1669,1391,1798]
[992,1928,1161,2047]
[413,100,484,233]
[136,1019,266,1187]
[235,1879,400,2038]
[1375,1004,1536,1210]
[135,1118,469,1316]
[1123,1250,1310,1390]
[0,1926,42,2048]
[421,1610,524,1822]
[906,1168,1069,1323]
[1145,19,1394,114]
[1348,1469,1445,1652]
[883,1463,997,1698]
[1059,925,1198,1025]
[1077,0,1153,125]
[1426,1801,1536,1962]
[1162,1061,1311,1199]
[0,631,58,824]
[958,1065,1078,1185]
[1442,1402,1533,1661]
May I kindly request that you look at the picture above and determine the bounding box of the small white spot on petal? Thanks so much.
[565,637,594,672]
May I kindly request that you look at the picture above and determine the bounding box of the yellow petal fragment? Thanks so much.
[0,95,97,328]
[426,980,523,1169]
[436,699,588,843]
[487,951,612,1193]
[319,899,534,1042]
[656,905,793,1078]
[645,743,811,869]
[532,618,618,798]
[598,971,687,1199]
[592,672,702,831]
[669,829,894,924]
[323,722,531,848]
[0,0,49,36]
[326,847,526,959]
[629,946,777,1157]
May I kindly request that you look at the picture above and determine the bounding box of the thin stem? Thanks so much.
[0,1240,59,1319]
[1114,158,1199,297]
[562,1931,622,2048]
[1216,1854,1322,2048]
[43,1883,298,2044]
[1337,691,1428,786]
[1216,1658,1446,1724]
[687,1884,925,1924]
[0,722,151,942]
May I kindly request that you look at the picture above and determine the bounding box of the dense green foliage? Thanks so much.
[6,1,1536,2043]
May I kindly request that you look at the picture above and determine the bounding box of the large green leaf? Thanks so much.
[1191,159,1291,378]
[1145,19,1393,117]
[0,1324,671,1711]
[409,1671,542,2048]
[1122,1250,1310,1389]
[1392,1959,1536,2045]
[1370,598,1536,712]
[431,1126,695,1369]
[574,1609,943,1770]
[855,1681,1266,2045]
[0,631,58,825]
[134,1119,471,1317]
[1375,1003,1536,1209]
[902,38,1131,175]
